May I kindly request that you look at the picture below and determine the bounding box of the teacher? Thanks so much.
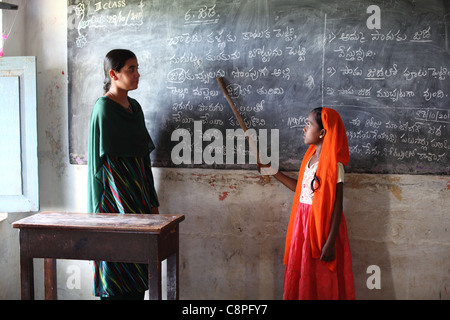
[87,49,160,300]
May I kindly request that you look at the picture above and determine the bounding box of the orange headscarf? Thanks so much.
[283,108,349,272]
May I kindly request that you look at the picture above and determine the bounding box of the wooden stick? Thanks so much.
[217,77,270,183]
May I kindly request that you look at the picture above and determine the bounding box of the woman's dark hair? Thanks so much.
[310,107,323,193]
[103,49,137,93]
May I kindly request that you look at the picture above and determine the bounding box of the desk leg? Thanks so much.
[148,237,161,300]
[167,252,179,300]
[19,231,34,300]
[44,259,57,300]
[19,256,34,300]
[167,225,180,300]
[148,259,161,300]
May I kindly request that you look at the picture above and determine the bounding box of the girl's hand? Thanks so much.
[258,164,297,191]
[320,241,336,262]
[257,163,278,176]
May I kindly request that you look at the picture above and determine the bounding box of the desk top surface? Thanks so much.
[12,212,185,234]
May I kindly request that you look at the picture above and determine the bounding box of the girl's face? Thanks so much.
[113,57,140,91]
[303,112,324,145]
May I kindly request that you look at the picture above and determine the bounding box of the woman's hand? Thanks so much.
[151,207,160,215]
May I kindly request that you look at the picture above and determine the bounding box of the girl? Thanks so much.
[87,49,160,300]
[261,107,355,300]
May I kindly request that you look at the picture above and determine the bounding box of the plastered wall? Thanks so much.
[0,0,448,300]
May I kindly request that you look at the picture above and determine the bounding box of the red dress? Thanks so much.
[283,161,355,300]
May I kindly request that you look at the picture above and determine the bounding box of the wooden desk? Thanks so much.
[12,212,185,300]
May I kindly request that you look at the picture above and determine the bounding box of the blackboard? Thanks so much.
[67,0,449,174]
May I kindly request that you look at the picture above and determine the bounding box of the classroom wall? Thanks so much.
[0,0,448,300]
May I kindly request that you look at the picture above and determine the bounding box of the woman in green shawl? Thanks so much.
[87,49,159,300]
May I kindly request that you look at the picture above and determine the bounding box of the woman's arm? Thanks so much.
[320,182,343,262]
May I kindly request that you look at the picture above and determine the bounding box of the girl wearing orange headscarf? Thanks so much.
[261,107,355,300]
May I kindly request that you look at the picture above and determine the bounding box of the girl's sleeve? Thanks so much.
[87,101,106,213]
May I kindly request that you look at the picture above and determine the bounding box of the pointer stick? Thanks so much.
[217,77,270,183]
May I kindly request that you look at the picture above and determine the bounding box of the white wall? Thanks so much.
[0,0,449,300]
